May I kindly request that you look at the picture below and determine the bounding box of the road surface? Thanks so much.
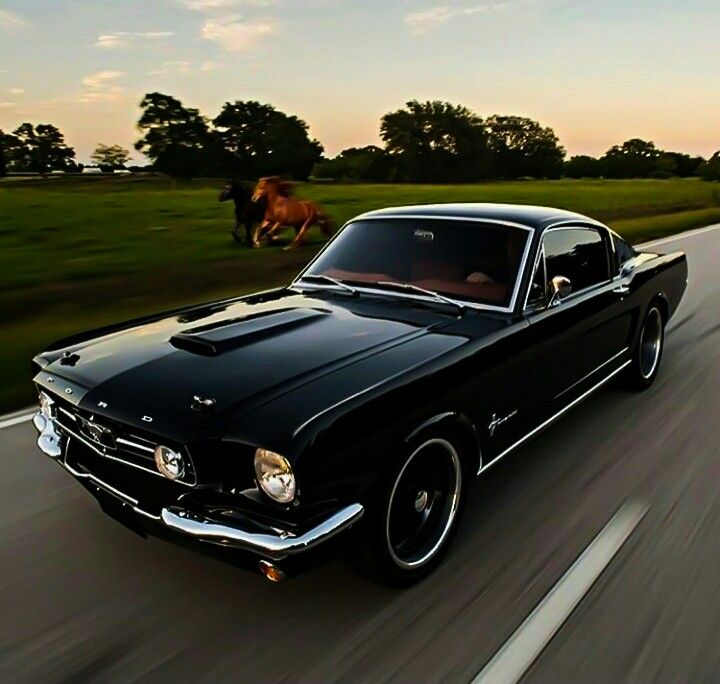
[2,226,720,683]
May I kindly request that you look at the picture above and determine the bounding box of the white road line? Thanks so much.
[0,412,35,430]
[471,500,648,684]
[639,222,720,249]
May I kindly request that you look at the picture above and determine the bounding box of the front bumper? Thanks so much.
[161,504,364,560]
[35,412,364,561]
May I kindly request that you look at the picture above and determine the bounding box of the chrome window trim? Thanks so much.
[523,223,614,310]
[292,214,535,314]
[477,358,631,477]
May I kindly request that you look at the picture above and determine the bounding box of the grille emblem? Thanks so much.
[79,417,116,449]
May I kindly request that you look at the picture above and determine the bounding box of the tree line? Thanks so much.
[1,93,719,182]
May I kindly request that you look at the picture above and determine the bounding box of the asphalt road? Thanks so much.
[2,225,720,684]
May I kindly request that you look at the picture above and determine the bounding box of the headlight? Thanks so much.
[38,391,55,419]
[154,445,185,480]
[254,449,296,503]
[34,391,55,432]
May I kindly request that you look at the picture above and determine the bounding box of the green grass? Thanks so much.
[2,175,719,412]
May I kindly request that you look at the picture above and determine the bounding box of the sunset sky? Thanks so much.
[0,0,718,163]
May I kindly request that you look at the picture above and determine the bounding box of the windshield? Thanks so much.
[302,218,530,308]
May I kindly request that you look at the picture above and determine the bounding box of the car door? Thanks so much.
[525,225,634,416]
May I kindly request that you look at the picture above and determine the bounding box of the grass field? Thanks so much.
[2,175,720,412]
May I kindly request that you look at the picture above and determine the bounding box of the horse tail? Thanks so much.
[317,211,335,237]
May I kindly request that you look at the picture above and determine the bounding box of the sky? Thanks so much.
[0,0,718,163]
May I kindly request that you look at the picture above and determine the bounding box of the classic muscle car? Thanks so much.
[32,204,688,585]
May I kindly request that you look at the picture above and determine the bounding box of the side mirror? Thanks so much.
[548,275,572,307]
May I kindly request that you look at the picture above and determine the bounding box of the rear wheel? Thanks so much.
[624,303,665,390]
[360,434,465,586]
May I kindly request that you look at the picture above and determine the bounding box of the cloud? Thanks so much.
[80,70,126,103]
[95,30,174,49]
[200,60,227,72]
[201,16,275,53]
[8,87,24,95]
[404,1,519,35]
[0,102,17,110]
[178,0,277,10]
[149,60,193,76]
[0,8,29,31]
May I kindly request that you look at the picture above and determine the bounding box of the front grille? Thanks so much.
[67,440,189,516]
[52,396,197,487]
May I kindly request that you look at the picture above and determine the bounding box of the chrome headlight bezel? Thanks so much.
[254,448,296,504]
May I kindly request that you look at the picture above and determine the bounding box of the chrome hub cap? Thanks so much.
[386,438,462,570]
[640,308,662,379]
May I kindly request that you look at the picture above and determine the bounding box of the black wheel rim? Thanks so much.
[386,438,462,570]
[640,307,662,379]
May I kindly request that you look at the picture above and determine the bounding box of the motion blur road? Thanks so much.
[2,226,720,684]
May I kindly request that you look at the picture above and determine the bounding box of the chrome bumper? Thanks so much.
[35,412,364,561]
[161,504,364,560]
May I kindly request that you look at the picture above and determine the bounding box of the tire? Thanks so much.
[624,302,665,390]
[359,433,466,586]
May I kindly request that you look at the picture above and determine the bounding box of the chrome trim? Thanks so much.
[522,222,615,311]
[523,245,547,311]
[58,457,162,521]
[58,406,78,421]
[477,359,631,476]
[55,419,196,487]
[292,214,535,314]
[116,437,154,454]
[34,411,64,458]
[160,503,365,561]
[554,347,629,400]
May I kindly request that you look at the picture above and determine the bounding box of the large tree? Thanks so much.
[564,154,602,178]
[485,116,565,179]
[380,100,488,182]
[91,143,131,170]
[698,152,720,181]
[2,123,75,172]
[212,101,323,179]
[600,138,660,178]
[135,92,213,177]
[312,145,389,181]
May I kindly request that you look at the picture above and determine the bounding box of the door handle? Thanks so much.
[613,285,630,295]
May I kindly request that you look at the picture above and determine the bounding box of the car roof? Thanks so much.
[354,203,603,231]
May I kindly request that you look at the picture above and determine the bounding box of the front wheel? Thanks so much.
[360,435,465,586]
[624,303,665,390]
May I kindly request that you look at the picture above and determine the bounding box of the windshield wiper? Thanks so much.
[296,274,357,295]
[375,281,465,313]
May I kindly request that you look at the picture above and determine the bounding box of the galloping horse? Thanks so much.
[218,180,266,246]
[251,177,333,249]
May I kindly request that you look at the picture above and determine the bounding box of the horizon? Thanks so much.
[1,0,718,164]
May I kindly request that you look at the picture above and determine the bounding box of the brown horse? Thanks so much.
[251,177,333,249]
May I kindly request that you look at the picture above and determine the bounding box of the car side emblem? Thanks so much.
[488,410,518,436]
[98,401,108,408]
[142,415,153,423]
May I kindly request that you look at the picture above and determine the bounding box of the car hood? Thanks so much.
[34,290,464,440]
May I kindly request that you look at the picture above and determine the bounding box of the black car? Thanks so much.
[32,204,688,585]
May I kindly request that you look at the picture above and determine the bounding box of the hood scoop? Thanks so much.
[170,308,327,356]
